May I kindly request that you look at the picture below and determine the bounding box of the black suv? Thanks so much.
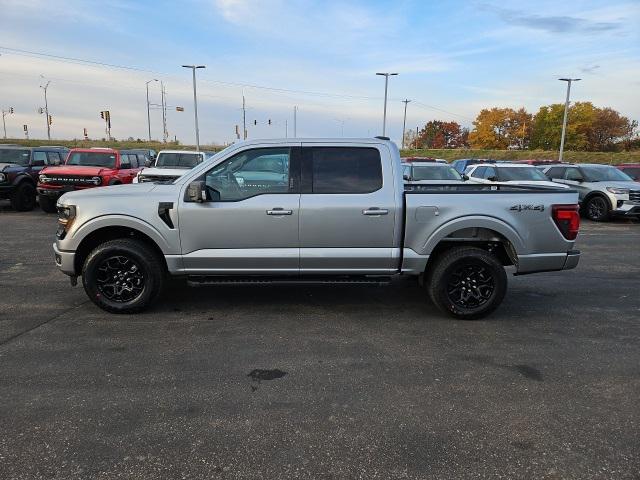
[0,146,67,211]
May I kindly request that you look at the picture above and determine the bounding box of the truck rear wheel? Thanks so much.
[82,238,165,314]
[426,246,507,320]
[10,182,36,211]
[39,194,58,213]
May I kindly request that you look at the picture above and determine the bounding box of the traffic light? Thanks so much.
[254,120,257,125]
[100,111,105,119]
[268,119,271,125]
[48,115,53,125]
[9,107,14,114]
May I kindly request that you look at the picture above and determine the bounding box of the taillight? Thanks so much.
[552,204,580,240]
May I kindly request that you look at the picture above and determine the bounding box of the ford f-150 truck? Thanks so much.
[52,138,581,319]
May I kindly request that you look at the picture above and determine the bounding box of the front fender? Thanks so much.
[64,214,175,254]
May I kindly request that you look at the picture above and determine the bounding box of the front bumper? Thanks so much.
[38,188,66,198]
[515,250,580,275]
[612,202,640,217]
[53,242,76,276]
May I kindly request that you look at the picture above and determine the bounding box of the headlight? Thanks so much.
[39,174,49,183]
[91,176,102,185]
[137,175,145,183]
[56,205,76,239]
[606,187,629,195]
[0,172,6,182]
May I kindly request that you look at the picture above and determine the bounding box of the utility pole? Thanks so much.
[401,99,411,149]
[40,76,51,140]
[242,91,247,140]
[161,81,167,143]
[293,106,298,138]
[2,107,14,139]
[376,72,398,137]
[146,79,158,141]
[182,64,206,151]
[558,78,581,162]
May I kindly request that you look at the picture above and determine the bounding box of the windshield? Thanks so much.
[498,167,549,181]
[67,152,116,168]
[411,165,462,181]
[155,152,202,168]
[0,148,30,166]
[582,166,633,182]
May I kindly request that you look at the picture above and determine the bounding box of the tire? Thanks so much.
[82,238,165,314]
[10,182,36,211]
[39,194,58,213]
[584,195,610,222]
[426,246,507,320]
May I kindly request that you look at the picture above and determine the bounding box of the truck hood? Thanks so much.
[59,183,156,204]
[0,162,26,172]
[40,165,108,176]
[591,180,640,189]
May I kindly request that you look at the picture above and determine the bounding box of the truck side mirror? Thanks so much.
[187,181,207,203]
[144,159,153,167]
[487,175,497,182]
[462,174,469,181]
[403,174,411,181]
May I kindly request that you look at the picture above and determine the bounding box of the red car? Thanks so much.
[616,163,640,181]
[37,148,144,212]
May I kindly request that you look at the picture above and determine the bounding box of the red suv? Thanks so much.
[37,148,144,212]
[616,163,640,181]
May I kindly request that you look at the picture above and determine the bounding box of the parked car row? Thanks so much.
[401,157,640,223]
[0,145,209,213]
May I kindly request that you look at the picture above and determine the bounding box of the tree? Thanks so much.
[468,107,531,149]
[415,120,468,149]
[529,102,634,151]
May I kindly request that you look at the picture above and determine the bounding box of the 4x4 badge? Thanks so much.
[510,204,545,212]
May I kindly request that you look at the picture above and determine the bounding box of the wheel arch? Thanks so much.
[73,225,168,275]
[582,191,614,210]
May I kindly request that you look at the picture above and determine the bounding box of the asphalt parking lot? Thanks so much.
[0,206,638,479]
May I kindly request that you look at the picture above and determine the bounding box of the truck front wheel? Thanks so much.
[426,246,507,320]
[82,238,165,314]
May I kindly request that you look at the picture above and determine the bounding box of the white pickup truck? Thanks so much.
[53,138,581,319]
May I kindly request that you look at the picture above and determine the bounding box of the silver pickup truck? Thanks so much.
[53,138,580,319]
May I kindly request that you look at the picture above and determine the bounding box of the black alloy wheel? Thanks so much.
[95,255,145,303]
[445,264,495,309]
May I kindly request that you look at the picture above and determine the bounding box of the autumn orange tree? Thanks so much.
[468,107,532,149]
[415,120,469,148]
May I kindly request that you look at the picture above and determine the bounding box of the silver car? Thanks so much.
[542,164,640,221]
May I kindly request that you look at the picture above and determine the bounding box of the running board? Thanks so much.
[187,275,392,287]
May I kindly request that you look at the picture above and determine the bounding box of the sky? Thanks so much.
[0,0,638,146]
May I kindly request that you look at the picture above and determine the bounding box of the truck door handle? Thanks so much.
[267,208,293,216]
[362,208,389,216]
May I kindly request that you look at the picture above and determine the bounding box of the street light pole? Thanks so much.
[401,99,411,149]
[558,78,581,162]
[40,76,51,140]
[146,79,158,142]
[376,72,398,137]
[182,64,206,151]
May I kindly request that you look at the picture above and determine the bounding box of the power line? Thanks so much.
[1,45,473,121]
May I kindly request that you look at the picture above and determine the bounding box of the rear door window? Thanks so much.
[120,154,132,169]
[483,166,497,180]
[32,151,48,165]
[304,147,382,194]
[46,151,61,165]
[564,168,582,181]
[545,167,565,179]
[471,166,486,178]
